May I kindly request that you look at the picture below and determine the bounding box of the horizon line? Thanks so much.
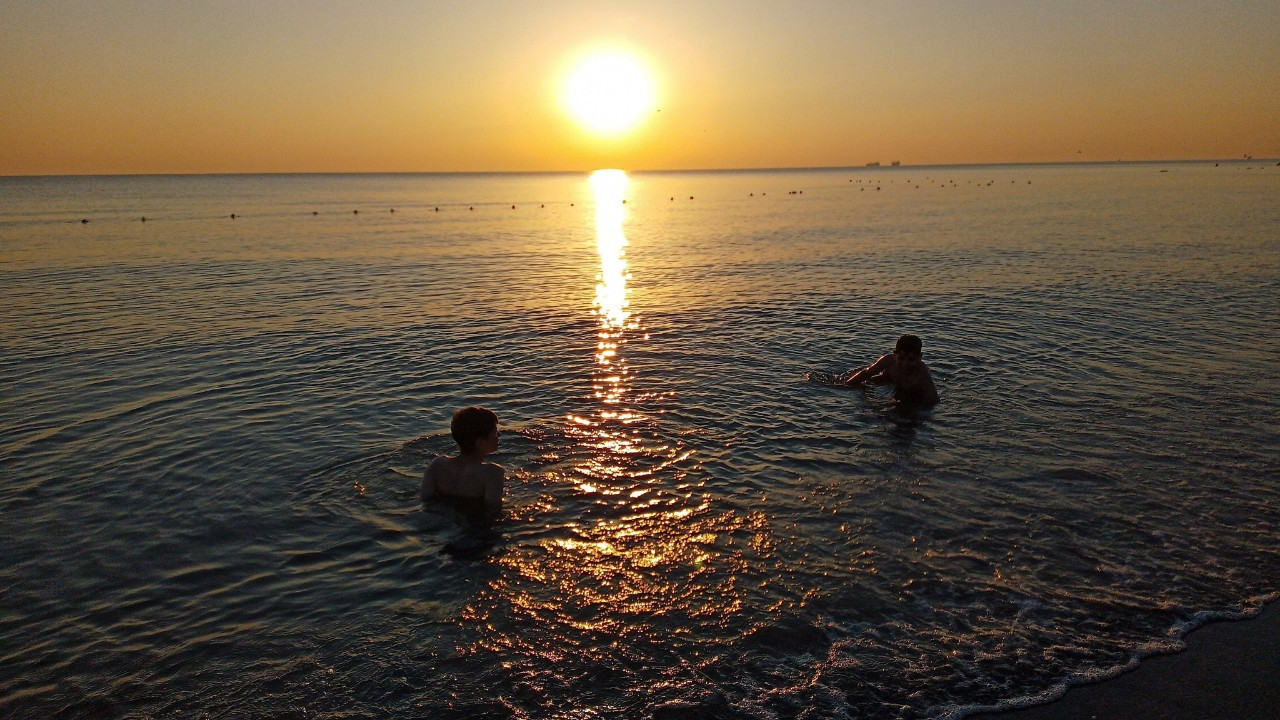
[3,157,1276,180]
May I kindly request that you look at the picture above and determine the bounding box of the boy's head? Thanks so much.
[451,406,499,453]
[894,334,923,358]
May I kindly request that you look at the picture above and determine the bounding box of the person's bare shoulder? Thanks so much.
[479,462,505,509]
[421,455,448,501]
[869,353,897,382]
[921,364,940,403]
[424,455,451,479]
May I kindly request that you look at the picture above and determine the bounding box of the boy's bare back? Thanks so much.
[422,456,504,511]
[421,406,505,514]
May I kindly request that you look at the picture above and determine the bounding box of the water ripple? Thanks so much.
[2,166,1279,719]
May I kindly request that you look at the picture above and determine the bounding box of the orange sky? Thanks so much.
[2,1,1277,175]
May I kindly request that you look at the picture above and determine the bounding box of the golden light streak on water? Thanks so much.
[590,169,631,333]
[564,169,643,479]
[464,169,758,675]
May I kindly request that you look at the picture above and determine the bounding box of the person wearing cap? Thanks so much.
[842,334,940,407]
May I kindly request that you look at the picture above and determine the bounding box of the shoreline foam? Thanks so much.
[965,599,1280,720]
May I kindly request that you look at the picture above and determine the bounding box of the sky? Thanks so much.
[2,0,1278,175]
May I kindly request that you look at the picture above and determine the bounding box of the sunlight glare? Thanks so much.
[590,169,630,331]
[560,169,642,473]
[565,53,656,136]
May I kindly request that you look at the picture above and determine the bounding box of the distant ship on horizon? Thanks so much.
[866,161,880,167]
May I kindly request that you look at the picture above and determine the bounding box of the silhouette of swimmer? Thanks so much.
[843,334,940,408]
[422,406,505,517]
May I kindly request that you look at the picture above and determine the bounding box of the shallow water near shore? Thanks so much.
[2,163,1279,719]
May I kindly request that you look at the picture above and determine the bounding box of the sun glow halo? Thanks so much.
[564,52,655,137]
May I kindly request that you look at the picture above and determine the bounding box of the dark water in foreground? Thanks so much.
[2,163,1278,719]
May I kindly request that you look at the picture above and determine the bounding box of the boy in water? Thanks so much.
[421,406,505,514]
[843,334,940,407]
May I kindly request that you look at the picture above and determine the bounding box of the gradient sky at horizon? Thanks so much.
[2,0,1277,175]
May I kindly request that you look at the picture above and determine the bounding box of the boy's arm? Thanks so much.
[420,457,441,502]
[921,367,940,405]
[483,464,505,512]
[845,354,891,386]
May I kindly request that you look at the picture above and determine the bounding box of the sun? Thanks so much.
[564,52,656,137]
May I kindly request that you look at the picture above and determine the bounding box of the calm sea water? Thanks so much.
[2,163,1278,719]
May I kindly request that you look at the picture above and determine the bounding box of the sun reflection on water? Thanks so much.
[563,169,645,479]
[588,169,635,418]
[456,171,772,706]
[590,169,632,333]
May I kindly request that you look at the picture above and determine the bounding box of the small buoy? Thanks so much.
[540,204,544,208]
[621,199,626,204]
[140,216,147,222]
[434,207,439,212]
[312,211,319,215]
[689,196,694,200]
[81,218,89,223]
[469,206,473,211]
[353,210,358,214]
[230,214,236,219]
[390,208,395,213]
[511,205,516,209]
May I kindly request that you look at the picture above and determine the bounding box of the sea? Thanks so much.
[2,162,1278,720]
